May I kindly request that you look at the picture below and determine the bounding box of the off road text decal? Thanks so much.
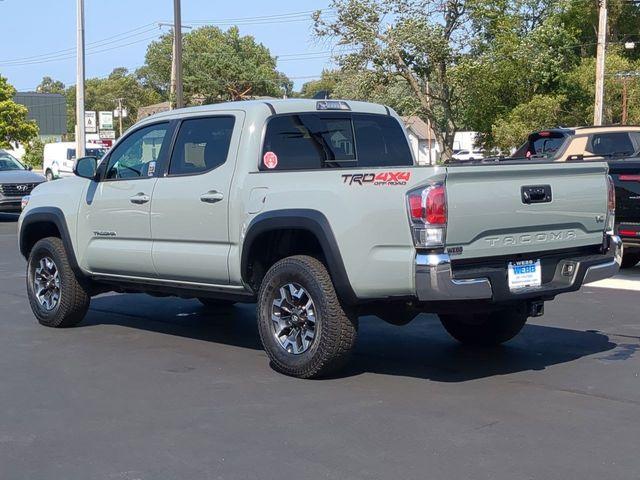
[341,171,411,186]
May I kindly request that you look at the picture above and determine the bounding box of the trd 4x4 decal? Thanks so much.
[341,171,411,186]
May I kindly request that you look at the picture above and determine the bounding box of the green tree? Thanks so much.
[315,0,470,160]
[562,52,640,126]
[36,76,65,94]
[492,94,567,151]
[0,75,38,148]
[22,137,45,169]
[299,70,339,98]
[138,26,290,104]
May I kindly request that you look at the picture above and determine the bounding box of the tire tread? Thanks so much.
[257,255,357,379]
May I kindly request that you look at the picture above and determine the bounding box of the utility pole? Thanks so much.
[425,80,433,166]
[593,0,607,126]
[170,0,184,109]
[615,71,639,125]
[116,97,124,138]
[76,0,86,157]
[621,76,628,125]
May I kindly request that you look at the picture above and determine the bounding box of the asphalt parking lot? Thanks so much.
[1,213,639,480]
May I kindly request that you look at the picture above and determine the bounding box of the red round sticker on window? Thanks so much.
[263,151,278,169]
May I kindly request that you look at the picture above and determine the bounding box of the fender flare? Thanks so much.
[241,209,358,304]
[19,207,82,276]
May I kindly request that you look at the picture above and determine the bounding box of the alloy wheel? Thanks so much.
[271,283,317,354]
[34,257,61,311]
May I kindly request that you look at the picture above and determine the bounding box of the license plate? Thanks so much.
[508,260,542,291]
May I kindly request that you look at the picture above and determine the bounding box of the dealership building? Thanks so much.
[13,92,67,142]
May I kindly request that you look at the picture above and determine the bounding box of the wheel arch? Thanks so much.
[241,209,358,304]
[20,207,82,276]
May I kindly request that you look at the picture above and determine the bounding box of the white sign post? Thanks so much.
[99,130,116,140]
[99,111,114,130]
[84,111,97,133]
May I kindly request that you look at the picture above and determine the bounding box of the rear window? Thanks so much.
[260,113,412,171]
[589,132,635,156]
[531,134,566,157]
[352,114,413,168]
[67,148,107,160]
[513,131,568,158]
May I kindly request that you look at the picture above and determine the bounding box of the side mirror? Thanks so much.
[28,166,33,171]
[74,156,98,180]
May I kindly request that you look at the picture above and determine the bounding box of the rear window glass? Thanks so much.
[353,114,413,168]
[590,132,635,156]
[260,113,412,170]
[531,135,566,156]
[67,148,107,160]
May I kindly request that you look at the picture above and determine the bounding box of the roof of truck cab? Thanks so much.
[571,125,640,133]
[138,99,392,124]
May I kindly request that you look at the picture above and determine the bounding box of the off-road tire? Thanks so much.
[197,298,236,308]
[620,252,640,269]
[26,237,90,328]
[257,255,358,379]
[439,309,528,346]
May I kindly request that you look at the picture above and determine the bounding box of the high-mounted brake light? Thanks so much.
[316,100,351,111]
[407,184,447,248]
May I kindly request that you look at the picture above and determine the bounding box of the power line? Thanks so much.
[0,34,161,67]
[185,9,332,24]
[0,9,331,65]
[0,23,158,65]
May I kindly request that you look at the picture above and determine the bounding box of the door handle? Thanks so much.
[200,191,224,204]
[130,193,150,205]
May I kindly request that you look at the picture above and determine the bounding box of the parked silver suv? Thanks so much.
[0,150,45,213]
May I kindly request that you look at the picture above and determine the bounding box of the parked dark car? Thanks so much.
[0,150,45,213]
[609,157,640,268]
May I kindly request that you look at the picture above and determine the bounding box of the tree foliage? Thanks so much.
[22,137,45,168]
[36,76,65,94]
[138,26,291,104]
[300,70,339,98]
[0,75,38,148]
[315,0,470,159]
[315,0,640,154]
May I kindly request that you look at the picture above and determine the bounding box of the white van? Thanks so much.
[43,142,107,181]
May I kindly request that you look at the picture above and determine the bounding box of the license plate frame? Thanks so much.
[508,259,542,291]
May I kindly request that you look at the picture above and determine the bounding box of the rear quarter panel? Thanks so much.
[236,167,442,298]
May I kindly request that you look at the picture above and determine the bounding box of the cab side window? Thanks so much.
[589,132,635,156]
[105,123,169,180]
[168,116,235,176]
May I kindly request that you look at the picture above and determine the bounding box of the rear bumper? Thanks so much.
[415,234,622,302]
[617,223,640,251]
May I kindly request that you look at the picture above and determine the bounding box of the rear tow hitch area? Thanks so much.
[528,301,545,317]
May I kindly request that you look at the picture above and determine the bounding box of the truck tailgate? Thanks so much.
[444,162,608,260]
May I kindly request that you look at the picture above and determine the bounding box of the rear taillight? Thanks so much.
[619,229,639,237]
[618,175,640,182]
[407,184,447,248]
[606,175,615,234]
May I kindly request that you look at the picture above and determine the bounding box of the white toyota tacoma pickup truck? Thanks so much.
[18,99,621,378]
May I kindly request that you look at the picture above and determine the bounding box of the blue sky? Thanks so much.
[0,0,334,92]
